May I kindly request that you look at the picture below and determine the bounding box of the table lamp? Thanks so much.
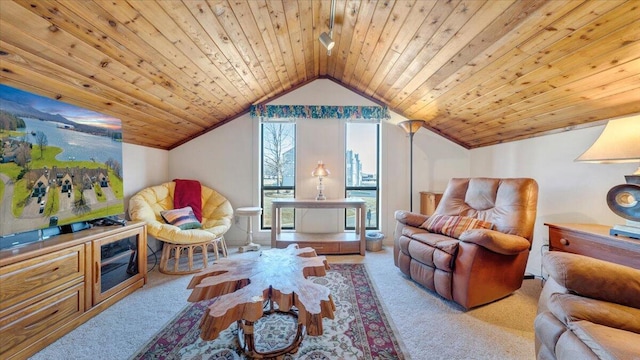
[576,115,640,238]
[312,161,330,200]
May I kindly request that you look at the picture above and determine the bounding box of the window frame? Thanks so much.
[260,122,296,230]
[344,122,380,231]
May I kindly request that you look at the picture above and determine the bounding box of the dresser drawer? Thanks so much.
[0,282,85,357]
[548,226,640,269]
[0,244,85,312]
[278,241,341,254]
[339,241,361,254]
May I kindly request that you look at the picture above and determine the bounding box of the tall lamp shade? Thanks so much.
[398,119,427,212]
[576,115,640,238]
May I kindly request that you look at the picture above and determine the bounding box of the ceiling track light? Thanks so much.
[319,0,336,55]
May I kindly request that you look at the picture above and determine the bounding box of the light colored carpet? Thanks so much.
[29,246,541,360]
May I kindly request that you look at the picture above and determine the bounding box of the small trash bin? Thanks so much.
[365,231,384,252]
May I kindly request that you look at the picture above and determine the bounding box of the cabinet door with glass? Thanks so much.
[91,225,146,305]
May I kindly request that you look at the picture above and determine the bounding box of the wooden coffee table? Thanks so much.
[187,244,335,358]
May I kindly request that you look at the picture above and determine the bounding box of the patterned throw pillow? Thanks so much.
[160,206,202,230]
[420,215,493,239]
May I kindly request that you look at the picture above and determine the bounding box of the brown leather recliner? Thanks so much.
[535,252,640,359]
[393,177,538,309]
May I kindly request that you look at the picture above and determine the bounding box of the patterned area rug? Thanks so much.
[132,263,405,359]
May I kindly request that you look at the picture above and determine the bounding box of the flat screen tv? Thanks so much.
[0,84,124,240]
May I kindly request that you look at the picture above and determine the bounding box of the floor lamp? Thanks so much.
[399,120,426,212]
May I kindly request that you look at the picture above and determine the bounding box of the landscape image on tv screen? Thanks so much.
[0,84,124,237]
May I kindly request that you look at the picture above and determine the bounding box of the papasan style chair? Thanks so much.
[128,180,233,274]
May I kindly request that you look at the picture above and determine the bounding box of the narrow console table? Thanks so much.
[271,198,366,255]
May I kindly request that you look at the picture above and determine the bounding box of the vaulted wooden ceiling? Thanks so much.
[1,0,639,150]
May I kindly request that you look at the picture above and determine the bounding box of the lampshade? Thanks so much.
[398,119,427,134]
[311,161,330,177]
[576,116,640,168]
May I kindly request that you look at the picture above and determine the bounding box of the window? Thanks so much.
[261,122,296,229]
[345,122,379,230]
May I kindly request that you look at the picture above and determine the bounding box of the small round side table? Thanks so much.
[236,207,262,252]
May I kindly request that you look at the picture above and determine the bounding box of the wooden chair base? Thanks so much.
[159,236,228,275]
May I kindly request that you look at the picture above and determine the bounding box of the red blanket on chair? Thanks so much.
[173,179,202,222]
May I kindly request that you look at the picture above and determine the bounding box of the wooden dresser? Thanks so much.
[545,223,640,270]
[419,192,442,216]
[0,222,147,359]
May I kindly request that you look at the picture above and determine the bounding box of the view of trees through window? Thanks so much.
[260,121,379,231]
[345,123,379,230]
[261,122,295,229]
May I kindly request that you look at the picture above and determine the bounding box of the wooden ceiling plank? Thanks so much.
[428,1,638,125]
[459,83,640,142]
[0,4,218,129]
[247,0,293,92]
[223,0,276,96]
[449,72,639,139]
[230,0,286,104]
[329,0,361,80]
[375,0,468,99]
[50,0,231,121]
[123,0,246,115]
[297,0,317,81]
[388,0,510,106]
[2,1,200,115]
[180,0,265,101]
[396,0,546,111]
[282,0,309,83]
[501,60,640,121]
[0,39,208,135]
[445,18,640,127]
[95,0,239,116]
[340,0,388,86]
[517,0,628,55]
[349,0,415,90]
[459,69,640,137]
[212,0,275,96]
[264,1,302,85]
[404,1,591,117]
[363,0,439,97]
[465,91,640,147]
[155,0,257,105]
[310,0,324,77]
[311,0,326,76]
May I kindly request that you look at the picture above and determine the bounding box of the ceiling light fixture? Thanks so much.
[319,0,336,56]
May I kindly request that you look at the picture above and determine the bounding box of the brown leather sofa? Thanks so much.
[535,252,640,359]
[393,177,538,309]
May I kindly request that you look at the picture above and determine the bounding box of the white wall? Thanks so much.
[122,143,169,204]
[167,79,468,246]
[127,79,635,278]
[470,125,637,275]
[122,143,169,250]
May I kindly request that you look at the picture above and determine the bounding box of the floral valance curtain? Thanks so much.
[250,104,390,122]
